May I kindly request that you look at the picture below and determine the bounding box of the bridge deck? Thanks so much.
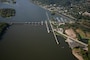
[7,21,44,25]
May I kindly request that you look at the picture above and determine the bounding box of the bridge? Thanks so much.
[7,21,44,25]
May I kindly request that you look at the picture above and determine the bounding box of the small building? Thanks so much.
[82,11,90,17]
[59,28,63,33]
[56,28,64,33]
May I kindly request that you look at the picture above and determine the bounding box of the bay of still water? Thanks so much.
[0,24,77,60]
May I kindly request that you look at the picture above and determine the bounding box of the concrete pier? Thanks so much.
[41,21,43,25]
[46,12,50,20]
[49,21,59,44]
[46,12,59,44]
[45,20,50,33]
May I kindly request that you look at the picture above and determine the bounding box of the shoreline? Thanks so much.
[32,1,76,21]
[33,2,85,60]
[0,23,10,40]
[72,49,84,60]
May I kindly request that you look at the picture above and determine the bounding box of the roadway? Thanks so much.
[56,30,88,47]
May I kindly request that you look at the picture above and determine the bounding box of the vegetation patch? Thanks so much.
[0,8,16,18]
[80,48,89,60]
[51,11,55,15]
[80,20,90,29]
[0,23,9,39]
[0,0,16,4]
[76,29,87,39]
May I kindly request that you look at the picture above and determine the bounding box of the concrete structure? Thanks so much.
[7,21,44,25]
[45,20,50,33]
[56,30,88,50]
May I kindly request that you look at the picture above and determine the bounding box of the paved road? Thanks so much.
[56,31,88,47]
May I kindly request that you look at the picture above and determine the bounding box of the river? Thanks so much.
[0,0,77,60]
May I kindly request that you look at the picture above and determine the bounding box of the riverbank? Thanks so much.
[31,0,76,20]
[38,3,82,60]
[49,19,88,60]
[0,23,9,40]
[72,48,84,60]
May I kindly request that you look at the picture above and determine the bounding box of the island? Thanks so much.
[0,0,16,4]
[0,8,16,18]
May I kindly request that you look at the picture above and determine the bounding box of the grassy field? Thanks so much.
[76,29,90,39]
[76,29,85,38]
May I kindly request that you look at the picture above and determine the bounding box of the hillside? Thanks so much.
[32,0,90,12]
[32,0,85,6]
